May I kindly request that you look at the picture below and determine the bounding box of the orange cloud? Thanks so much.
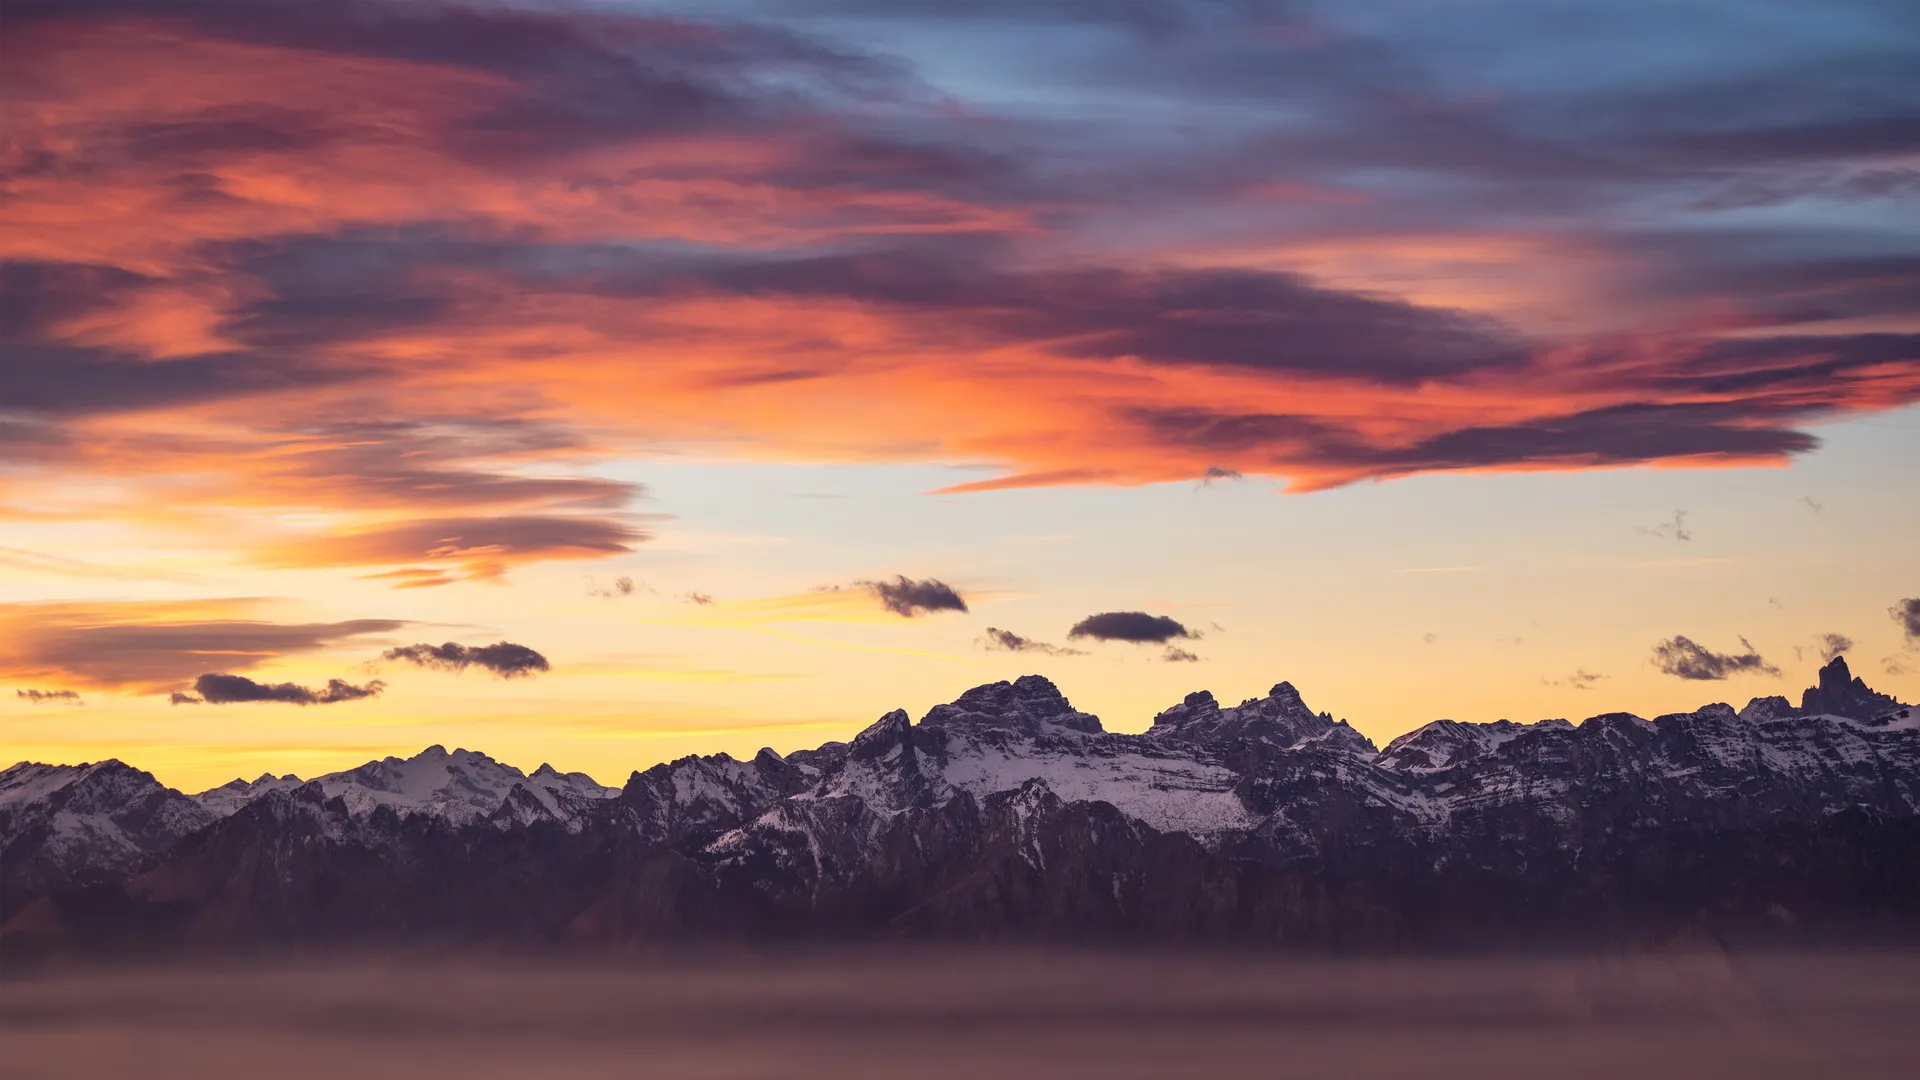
[1,0,1916,583]
[0,599,406,693]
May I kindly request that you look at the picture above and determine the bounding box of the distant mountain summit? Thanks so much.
[4,659,1917,955]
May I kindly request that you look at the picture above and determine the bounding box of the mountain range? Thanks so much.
[3,656,1916,957]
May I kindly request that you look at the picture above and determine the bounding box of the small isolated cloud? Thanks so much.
[587,575,637,599]
[1422,632,1438,644]
[1893,598,1920,642]
[1198,465,1243,487]
[1163,646,1201,663]
[980,627,1085,657]
[859,575,968,618]
[15,688,82,705]
[172,673,385,705]
[1650,635,1780,680]
[1886,656,1914,677]
[1542,669,1606,691]
[381,641,551,678]
[1067,611,1196,644]
[1637,509,1692,541]
[1799,496,1824,514]
[684,591,715,605]
[1817,632,1854,662]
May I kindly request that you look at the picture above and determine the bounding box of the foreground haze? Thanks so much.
[6,950,1920,1079]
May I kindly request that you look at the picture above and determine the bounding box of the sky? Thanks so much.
[2,0,1918,793]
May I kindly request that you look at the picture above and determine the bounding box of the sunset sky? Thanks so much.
[3,0,1918,793]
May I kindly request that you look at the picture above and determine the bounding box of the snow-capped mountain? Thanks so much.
[192,745,619,827]
[0,760,215,917]
[4,656,1917,952]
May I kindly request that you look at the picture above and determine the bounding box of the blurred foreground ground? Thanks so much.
[4,947,1918,1078]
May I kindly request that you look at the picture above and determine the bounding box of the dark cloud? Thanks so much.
[1638,510,1692,542]
[859,575,968,617]
[1817,633,1854,663]
[1799,496,1825,514]
[1198,465,1243,487]
[1163,646,1201,663]
[684,592,715,605]
[381,641,551,679]
[1893,598,1920,642]
[174,672,385,706]
[1650,635,1781,681]
[980,627,1084,657]
[15,688,82,705]
[1067,612,1196,644]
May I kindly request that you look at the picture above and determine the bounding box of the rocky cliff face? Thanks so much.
[4,657,1917,953]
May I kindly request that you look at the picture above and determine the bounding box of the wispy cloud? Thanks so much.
[15,688,83,705]
[980,627,1084,657]
[1637,509,1692,542]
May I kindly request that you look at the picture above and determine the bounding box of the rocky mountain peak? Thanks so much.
[1151,679,1371,753]
[1740,695,1797,722]
[1269,681,1307,710]
[921,676,1103,735]
[1149,690,1221,730]
[1802,655,1905,721]
[851,709,913,754]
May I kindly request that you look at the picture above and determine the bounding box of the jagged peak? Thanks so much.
[1740,695,1796,722]
[921,676,1102,735]
[851,708,913,754]
[1802,654,1905,721]
[1149,689,1220,730]
[1268,681,1307,709]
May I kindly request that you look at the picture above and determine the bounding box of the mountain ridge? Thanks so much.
[4,656,1916,954]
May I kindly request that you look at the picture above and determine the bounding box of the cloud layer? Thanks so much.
[0,0,1915,583]
[0,601,404,692]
